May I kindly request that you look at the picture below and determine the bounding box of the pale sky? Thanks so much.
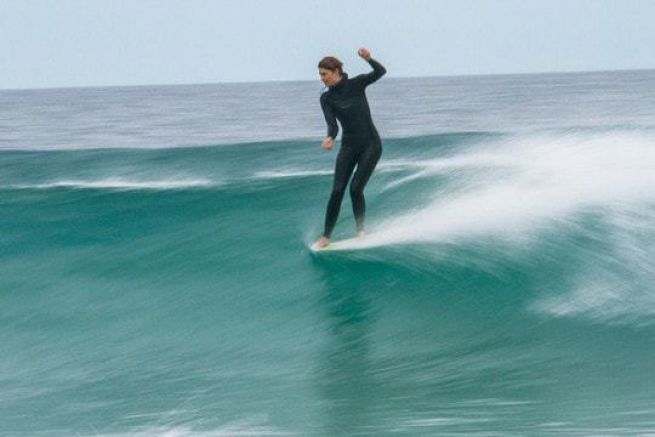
[1,0,654,90]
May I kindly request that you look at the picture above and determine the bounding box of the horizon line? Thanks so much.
[2,66,653,93]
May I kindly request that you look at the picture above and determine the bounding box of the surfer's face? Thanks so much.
[319,68,341,87]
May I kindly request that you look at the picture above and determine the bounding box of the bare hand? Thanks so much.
[358,47,371,60]
[321,137,334,150]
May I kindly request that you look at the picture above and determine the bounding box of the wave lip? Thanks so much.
[363,131,655,248]
[252,169,333,179]
[8,177,216,191]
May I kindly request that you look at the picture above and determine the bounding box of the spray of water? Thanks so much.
[368,131,655,246]
[362,131,655,323]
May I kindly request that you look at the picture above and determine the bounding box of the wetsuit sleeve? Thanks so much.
[320,93,339,139]
[355,58,387,88]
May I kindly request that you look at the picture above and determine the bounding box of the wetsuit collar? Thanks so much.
[329,73,348,90]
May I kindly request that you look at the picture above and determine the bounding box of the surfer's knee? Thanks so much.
[349,180,364,198]
[332,183,348,197]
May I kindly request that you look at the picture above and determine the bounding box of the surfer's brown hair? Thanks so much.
[318,56,344,75]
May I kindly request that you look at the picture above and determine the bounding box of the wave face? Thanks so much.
[2,71,655,435]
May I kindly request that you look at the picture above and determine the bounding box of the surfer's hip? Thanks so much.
[341,134,381,150]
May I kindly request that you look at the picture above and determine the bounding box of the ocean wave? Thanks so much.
[532,206,655,325]
[331,130,655,324]
[7,178,216,190]
[361,131,655,248]
[87,424,296,437]
[252,169,333,179]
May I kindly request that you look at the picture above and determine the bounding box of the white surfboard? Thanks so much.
[310,237,364,252]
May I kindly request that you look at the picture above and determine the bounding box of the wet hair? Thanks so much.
[318,56,344,75]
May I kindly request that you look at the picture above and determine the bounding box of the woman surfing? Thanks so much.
[312,48,386,250]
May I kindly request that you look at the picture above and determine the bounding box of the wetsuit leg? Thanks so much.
[350,140,382,232]
[323,146,358,238]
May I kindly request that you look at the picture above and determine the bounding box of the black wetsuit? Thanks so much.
[320,58,386,238]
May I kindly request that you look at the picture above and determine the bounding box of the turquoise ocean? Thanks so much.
[1,70,655,435]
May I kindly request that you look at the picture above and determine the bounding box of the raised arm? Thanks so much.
[355,47,386,87]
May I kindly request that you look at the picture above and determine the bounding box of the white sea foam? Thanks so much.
[9,178,216,190]
[253,169,333,179]
[86,422,296,436]
[533,205,655,324]
[363,131,655,248]
[404,417,496,427]
[357,131,655,323]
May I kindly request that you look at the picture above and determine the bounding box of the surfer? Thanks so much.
[313,48,386,250]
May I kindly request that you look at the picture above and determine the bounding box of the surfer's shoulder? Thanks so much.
[320,88,331,104]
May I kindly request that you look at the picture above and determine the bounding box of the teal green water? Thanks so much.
[2,70,655,435]
[2,132,655,435]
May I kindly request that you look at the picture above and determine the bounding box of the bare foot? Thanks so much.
[312,236,331,250]
[358,230,366,239]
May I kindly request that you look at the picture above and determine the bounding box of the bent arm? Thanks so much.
[320,94,339,139]
[359,58,387,87]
